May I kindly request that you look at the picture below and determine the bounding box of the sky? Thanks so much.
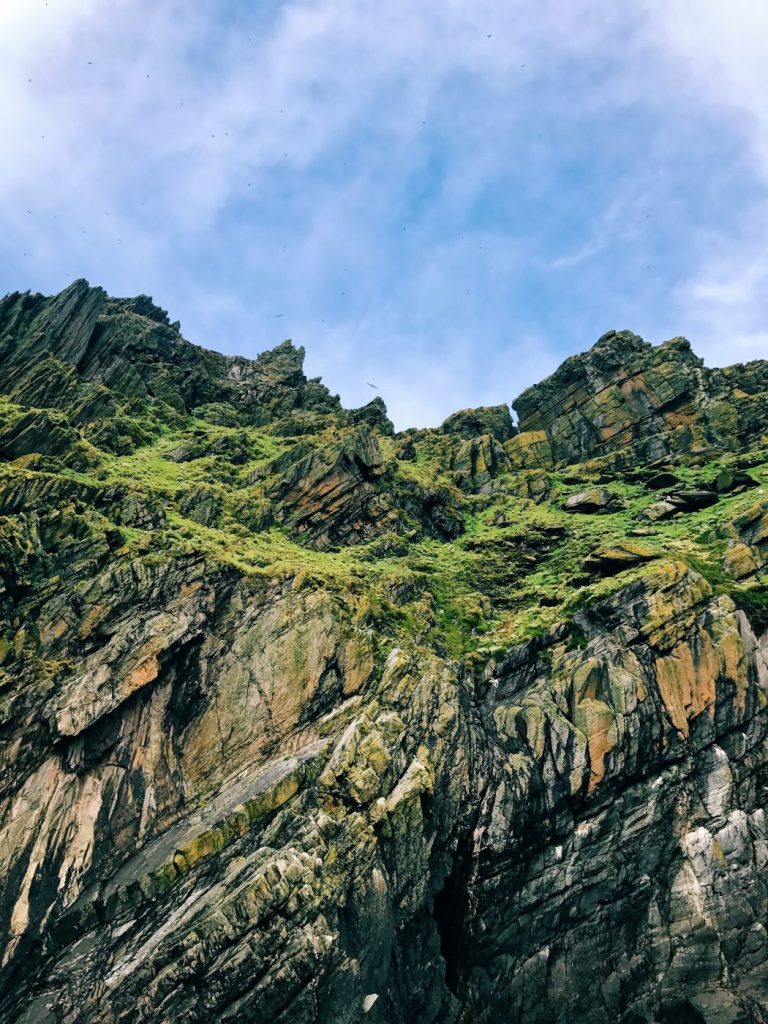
[1,1,767,429]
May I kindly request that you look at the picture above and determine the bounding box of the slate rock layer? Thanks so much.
[0,282,767,1024]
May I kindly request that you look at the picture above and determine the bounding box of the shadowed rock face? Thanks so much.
[0,283,767,1024]
[0,279,346,426]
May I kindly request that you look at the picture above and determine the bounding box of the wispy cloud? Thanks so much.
[1,1,766,427]
[670,211,768,366]
[637,2,768,369]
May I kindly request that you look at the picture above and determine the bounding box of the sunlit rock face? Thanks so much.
[0,282,767,1024]
[512,330,768,469]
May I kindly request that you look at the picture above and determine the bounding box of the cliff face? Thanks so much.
[0,283,767,1024]
[510,330,768,470]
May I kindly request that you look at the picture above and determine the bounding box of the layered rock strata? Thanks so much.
[0,282,766,1023]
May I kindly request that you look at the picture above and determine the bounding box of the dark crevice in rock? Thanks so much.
[659,998,708,1024]
[433,849,473,998]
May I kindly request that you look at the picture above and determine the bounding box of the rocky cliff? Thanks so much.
[0,281,767,1024]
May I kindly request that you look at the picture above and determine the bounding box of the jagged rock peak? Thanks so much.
[0,280,386,427]
[510,328,767,468]
[111,291,176,327]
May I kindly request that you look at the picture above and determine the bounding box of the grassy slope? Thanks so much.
[45,412,768,656]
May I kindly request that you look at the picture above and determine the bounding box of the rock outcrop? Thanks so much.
[564,486,624,514]
[0,279,342,427]
[0,282,767,1024]
[442,404,517,444]
[512,330,768,469]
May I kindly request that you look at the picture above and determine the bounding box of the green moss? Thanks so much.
[730,586,768,634]
[2,349,767,667]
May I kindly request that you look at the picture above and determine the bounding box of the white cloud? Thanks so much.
[646,1,768,170]
[670,217,768,366]
[1,0,766,427]
[635,3,768,369]
[2,0,651,234]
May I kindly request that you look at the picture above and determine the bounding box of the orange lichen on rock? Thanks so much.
[654,636,718,736]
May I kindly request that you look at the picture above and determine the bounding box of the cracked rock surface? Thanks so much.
[1,282,767,1023]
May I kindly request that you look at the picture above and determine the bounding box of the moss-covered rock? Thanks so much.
[512,329,768,469]
[0,281,767,1024]
[441,404,516,443]
[563,486,623,513]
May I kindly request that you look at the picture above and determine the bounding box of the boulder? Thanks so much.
[712,467,756,494]
[640,499,680,522]
[564,487,623,514]
[666,487,719,512]
[583,540,656,576]
[644,470,682,490]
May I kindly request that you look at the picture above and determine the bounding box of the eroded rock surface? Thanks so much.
[0,282,767,1024]
[513,331,768,469]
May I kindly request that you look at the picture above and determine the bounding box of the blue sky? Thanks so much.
[1,1,767,428]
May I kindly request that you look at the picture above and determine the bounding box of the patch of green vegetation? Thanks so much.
[730,585,768,635]
[3,344,767,668]
[105,449,197,492]
[69,429,768,655]
[163,510,366,581]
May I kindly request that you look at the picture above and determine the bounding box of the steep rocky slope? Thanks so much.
[0,281,767,1024]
